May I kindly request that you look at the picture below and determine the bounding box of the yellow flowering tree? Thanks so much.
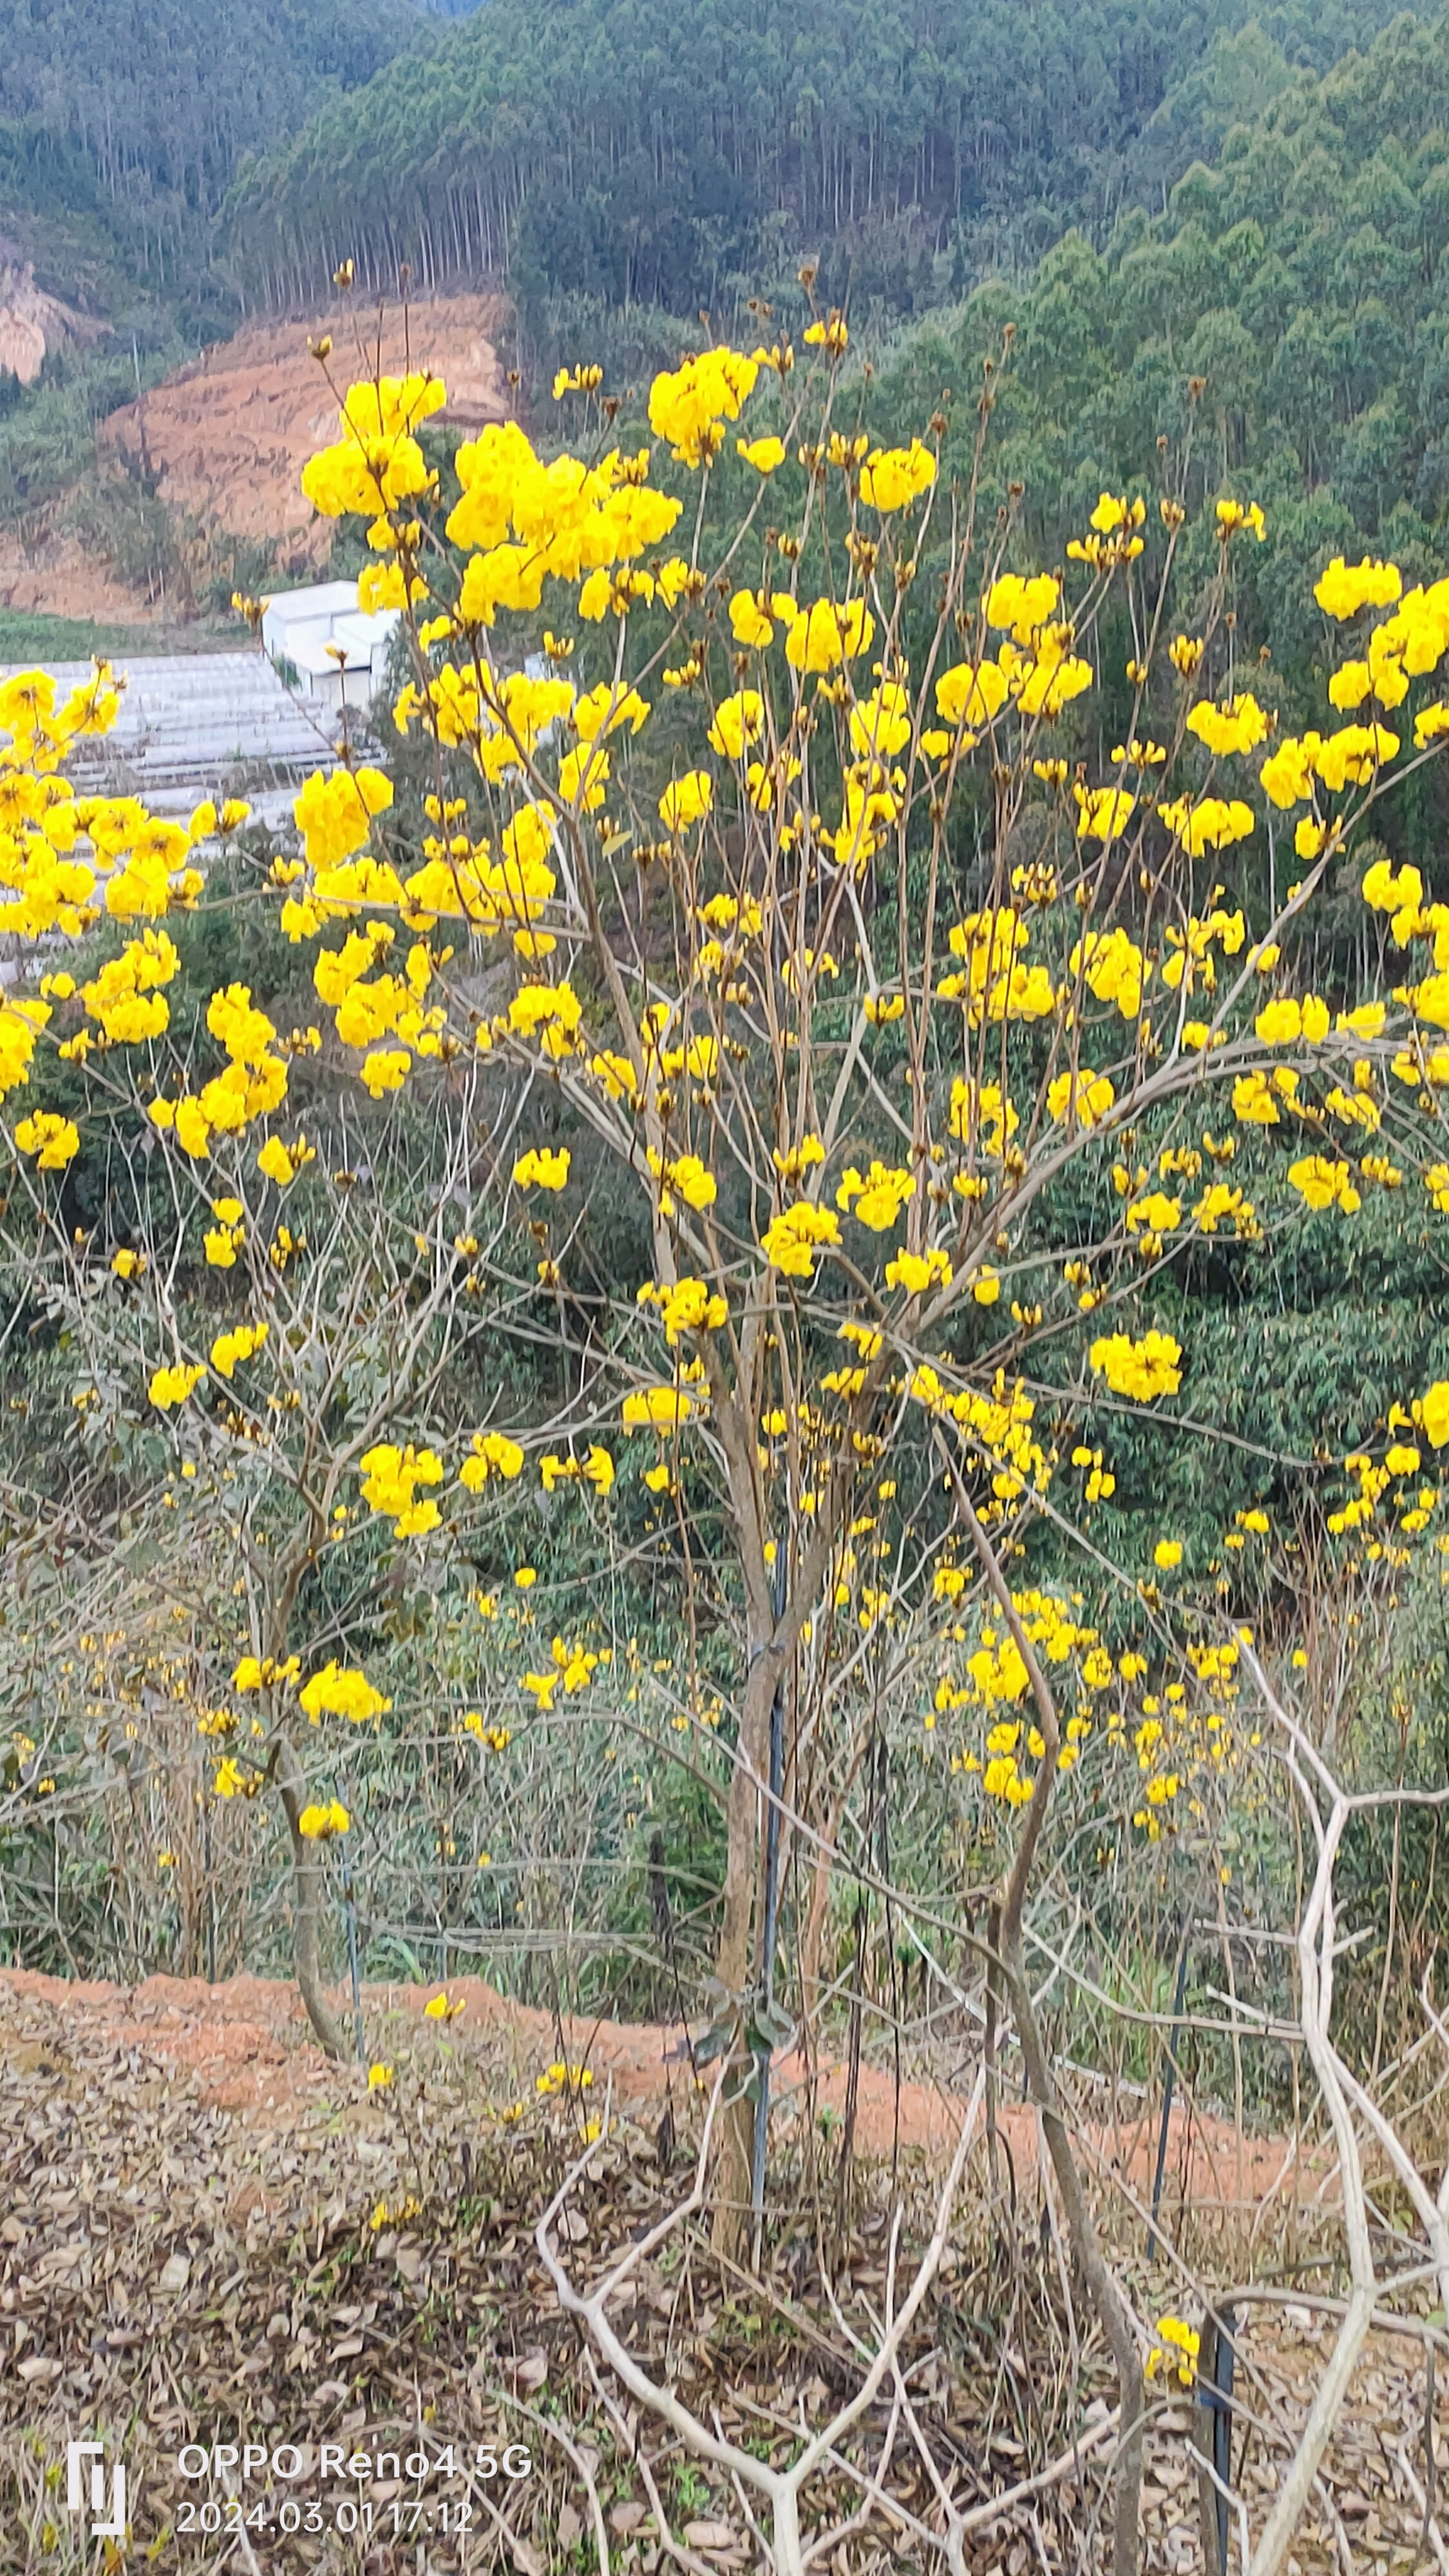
[252,321,1449,2558]
[10,311,1449,2571]
[0,699,536,2045]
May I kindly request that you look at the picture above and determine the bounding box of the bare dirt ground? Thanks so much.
[0,533,173,627]
[0,1965,1320,2217]
[100,295,509,560]
[3,1967,1444,2572]
[0,291,509,627]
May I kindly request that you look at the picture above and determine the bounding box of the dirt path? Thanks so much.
[0,1965,1323,2230]
[0,1969,1426,2575]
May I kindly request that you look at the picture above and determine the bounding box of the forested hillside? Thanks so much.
[872,11,1449,700]
[0,0,437,643]
[0,0,424,292]
[223,0,1425,323]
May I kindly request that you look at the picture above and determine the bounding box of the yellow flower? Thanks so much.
[1147,2315,1201,2387]
[1046,1068,1115,1128]
[1314,556,1401,620]
[1417,1382,1449,1448]
[15,1110,79,1168]
[622,1385,694,1432]
[737,435,786,473]
[658,770,713,831]
[784,597,875,672]
[360,1048,410,1098]
[423,1989,466,2022]
[211,1320,269,1380]
[297,1799,350,1840]
[294,762,393,868]
[1287,1155,1361,1215]
[1185,692,1268,757]
[645,1276,727,1343]
[886,1247,952,1295]
[514,1566,537,1587]
[1260,737,1316,808]
[1153,1540,1182,1570]
[149,1361,206,1409]
[707,690,765,760]
[513,1147,570,1190]
[299,1662,392,1725]
[729,589,775,647]
[803,311,849,355]
[1089,1331,1182,1401]
[762,1201,841,1280]
[460,1429,526,1488]
[836,1159,914,1232]
[858,439,936,512]
[368,2062,393,2091]
[359,1442,445,1533]
[1215,499,1266,542]
[1232,1070,1282,1125]
[1074,784,1135,842]
[648,1149,717,1213]
[649,345,758,466]
[1157,795,1255,856]
[936,658,1009,728]
[258,1133,313,1186]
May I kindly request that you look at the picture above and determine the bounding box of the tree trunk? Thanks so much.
[710,1644,781,2258]
[275,1734,346,2059]
[954,1470,1145,2576]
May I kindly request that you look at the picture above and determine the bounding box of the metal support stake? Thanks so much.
[1195,2304,1236,2576]
[1148,1915,1190,2259]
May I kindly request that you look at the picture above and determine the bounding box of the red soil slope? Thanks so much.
[100,294,509,559]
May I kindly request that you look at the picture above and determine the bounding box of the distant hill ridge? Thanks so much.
[221,0,1439,327]
[0,0,431,301]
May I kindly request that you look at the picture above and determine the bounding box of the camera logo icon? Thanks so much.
[66,2441,128,2539]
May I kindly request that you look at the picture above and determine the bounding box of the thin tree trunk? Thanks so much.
[275,1734,346,2059]
[710,1644,779,2257]
[949,1462,1146,2576]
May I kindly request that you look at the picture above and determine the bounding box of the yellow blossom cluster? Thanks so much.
[460,1430,526,1488]
[1089,1332,1183,1402]
[522,1635,601,1712]
[297,1799,350,1841]
[298,1662,392,1724]
[359,1442,445,1536]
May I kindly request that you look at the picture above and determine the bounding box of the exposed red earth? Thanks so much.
[98,292,509,559]
[0,290,509,623]
[0,1964,1327,2228]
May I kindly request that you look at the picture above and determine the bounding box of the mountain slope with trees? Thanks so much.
[0,0,426,292]
[870,8,1449,708]
[222,0,1428,328]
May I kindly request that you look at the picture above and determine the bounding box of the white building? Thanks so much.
[261,580,401,714]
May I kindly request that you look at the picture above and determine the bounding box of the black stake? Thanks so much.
[1148,1915,1190,2259]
